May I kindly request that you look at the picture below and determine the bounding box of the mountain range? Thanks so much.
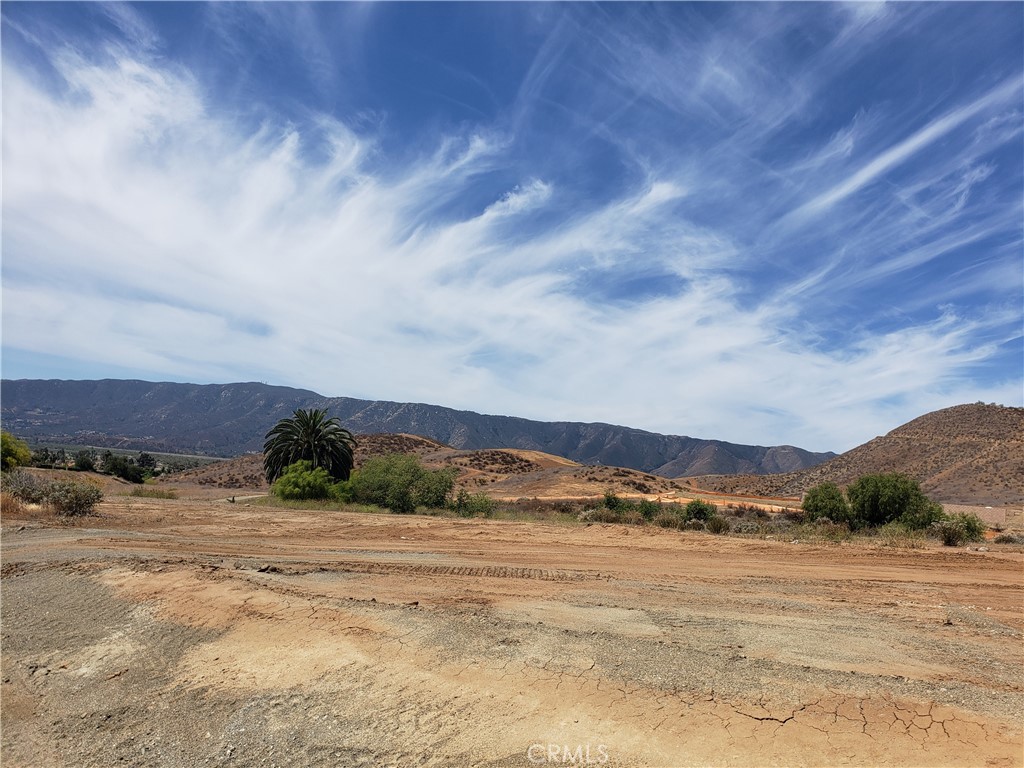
[0,379,834,477]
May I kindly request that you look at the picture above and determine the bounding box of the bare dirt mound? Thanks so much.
[2,498,1021,767]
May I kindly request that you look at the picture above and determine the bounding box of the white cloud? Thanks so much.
[784,76,1024,226]
[2,34,1020,455]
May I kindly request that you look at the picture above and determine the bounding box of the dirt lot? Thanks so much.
[2,494,1022,767]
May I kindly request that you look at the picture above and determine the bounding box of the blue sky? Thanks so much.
[2,2,1021,453]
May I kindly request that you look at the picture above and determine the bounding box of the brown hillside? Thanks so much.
[693,404,1023,507]
[163,455,266,491]
[355,433,450,460]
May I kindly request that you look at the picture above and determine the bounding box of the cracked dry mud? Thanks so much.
[2,497,1022,767]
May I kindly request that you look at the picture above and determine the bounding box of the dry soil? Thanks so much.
[2,495,1022,767]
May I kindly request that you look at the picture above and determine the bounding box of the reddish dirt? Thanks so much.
[2,494,1022,767]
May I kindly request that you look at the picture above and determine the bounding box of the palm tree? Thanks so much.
[263,408,357,483]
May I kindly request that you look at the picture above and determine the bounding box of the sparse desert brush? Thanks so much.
[45,480,103,516]
[619,509,646,526]
[590,508,622,524]
[933,512,986,546]
[3,469,48,503]
[876,522,925,549]
[553,500,582,516]
[1,491,27,516]
[129,486,178,499]
[653,512,680,529]
[993,533,1024,545]
[683,519,706,532]
[731,520,762,535]
[729,504,769,520]
[809,520,851,542]
[706,516,730,535]
[782,509,806,524]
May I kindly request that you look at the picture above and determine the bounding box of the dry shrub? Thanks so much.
[619,509,646,526]
[590,508,622,524]
[1,493,54,523]
[1,491,27,516]
[653,512,680,529]
[993,533,1024,545]
[876,523,925,549]
[129,486,178,499]
[706,516,731,535]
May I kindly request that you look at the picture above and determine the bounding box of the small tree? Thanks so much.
[31,447,54,468]
[416,466,458,508]
[1,432,32,471]
[846,473,938,530]
[74,449,96,472]
[802,482,850,523]
[104,454,145,483]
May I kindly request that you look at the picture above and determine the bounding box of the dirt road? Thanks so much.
[2,496,1022,767]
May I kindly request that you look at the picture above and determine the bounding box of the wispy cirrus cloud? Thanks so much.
[784,76,1024,227]
[2,3,1021,453]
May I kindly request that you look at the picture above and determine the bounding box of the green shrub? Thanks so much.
[272,461,337,501]
[603,491,626,511]
[45,480,103,516]
[898,501,945,530]
[932,513,985,547]
[350,454,457,514]
[416,466,458,509]
[452,489,496,517]
[934,520,967,547]
[637,498,661,521]
[846,473,937,530]
[706,516,730,535]
[685,499,716,521]
[802,482,850,523]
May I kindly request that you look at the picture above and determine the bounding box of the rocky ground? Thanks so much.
[2,491,1022,767]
